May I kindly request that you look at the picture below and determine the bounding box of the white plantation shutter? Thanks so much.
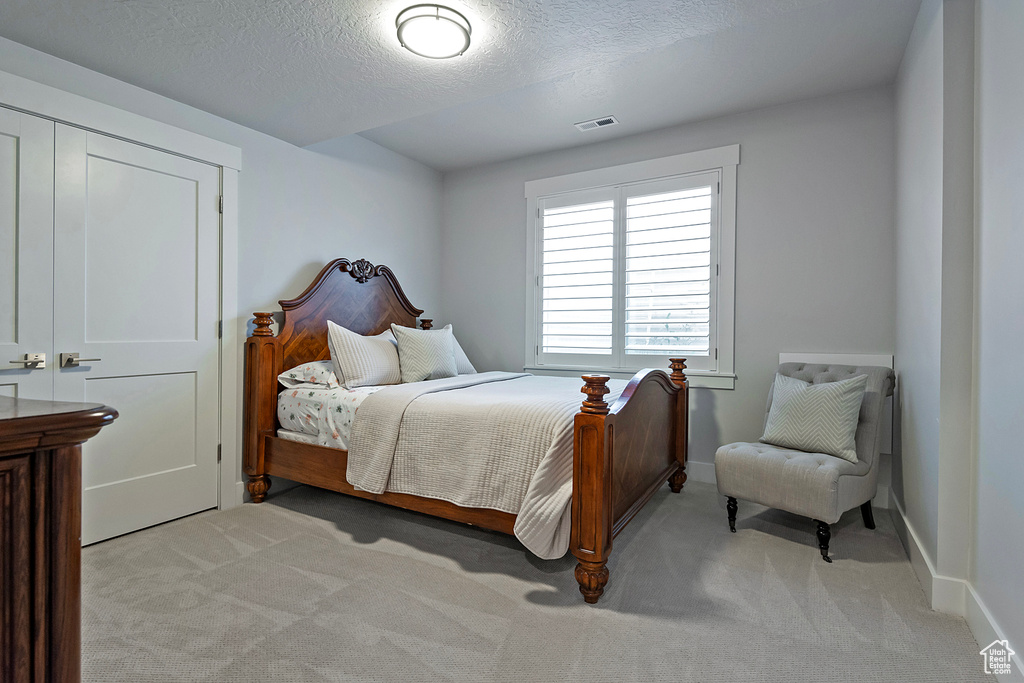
[540,192,615,359]
[531,164,725,374]
[624,179,714,358]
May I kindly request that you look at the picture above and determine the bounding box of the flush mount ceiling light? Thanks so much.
[396,4,472,59]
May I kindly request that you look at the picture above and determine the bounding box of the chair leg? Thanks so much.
[815,521,832,563]
[860,501,876,529]
[726,497,737,532]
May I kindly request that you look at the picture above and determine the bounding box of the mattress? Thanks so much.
[276,429,318,445]
[277,385,383,450]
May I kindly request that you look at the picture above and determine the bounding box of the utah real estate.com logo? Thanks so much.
[980,640,1015,676]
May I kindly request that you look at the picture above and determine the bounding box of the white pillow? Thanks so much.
[760,373,867,463]
[391,324,458,383]
[445,324,477,375]
[326,321,401,388]
[278,360,339,389]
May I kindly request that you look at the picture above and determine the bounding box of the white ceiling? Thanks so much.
[0,0,920,171]
[361,0,922,170]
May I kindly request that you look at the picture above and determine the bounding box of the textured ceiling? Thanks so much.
[359,0,922,170]
[0,0,920,168]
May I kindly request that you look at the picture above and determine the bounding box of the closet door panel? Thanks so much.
[54,126,221,544]
[82,153,200,343]
[0,109,54,401]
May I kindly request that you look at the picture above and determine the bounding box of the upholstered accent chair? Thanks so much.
[715,363,896,562]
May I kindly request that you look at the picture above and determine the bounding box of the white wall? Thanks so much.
[893,0,943,563]
[892,0,978,608]
[891,6,1024,667]
[0,37,444,493]
[441,87,897,473]
[973,0,1024,660]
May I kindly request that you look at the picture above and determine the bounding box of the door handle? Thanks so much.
[60,352,101,368]
[7,353,46,369]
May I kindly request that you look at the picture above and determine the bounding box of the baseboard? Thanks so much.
[236,480,246,505]
[889,491,934,603]
[966,583,1024,682]
[889,488,1022,680]
[687,460,716,485]
[889,488,964,612]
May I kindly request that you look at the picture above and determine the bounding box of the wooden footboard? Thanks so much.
[570,360,688,603]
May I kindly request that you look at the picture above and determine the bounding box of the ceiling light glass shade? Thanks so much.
[396,4,471,59]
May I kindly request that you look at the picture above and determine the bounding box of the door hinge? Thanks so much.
[715,348,719,359]
[218,195,224,214]
[716,264,720,276]
[537,207,541,218]
[717,182,720,194]
[218,320,223,338]
[217,444,222,462]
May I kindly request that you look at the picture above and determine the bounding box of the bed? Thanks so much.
[243,258,689,603]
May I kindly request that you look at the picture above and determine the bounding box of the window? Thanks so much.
[525,145,737,388]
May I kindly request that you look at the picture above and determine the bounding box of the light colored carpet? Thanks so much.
[82,481,986,682]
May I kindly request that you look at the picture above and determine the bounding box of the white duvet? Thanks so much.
[347,372,626,559]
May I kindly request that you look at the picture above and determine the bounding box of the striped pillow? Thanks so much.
[760,373,867,462]
[391,324,458,383]
[326,321,401,388]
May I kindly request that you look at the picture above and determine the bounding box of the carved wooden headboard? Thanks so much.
[244,258,428,491]
[255,258,426,374]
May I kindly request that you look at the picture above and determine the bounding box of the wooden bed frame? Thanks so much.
[243,258,689,604]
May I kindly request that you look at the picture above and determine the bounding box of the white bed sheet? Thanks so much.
[277,385,383,450]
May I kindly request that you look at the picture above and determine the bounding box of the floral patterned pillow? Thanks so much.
[278,361,340,389]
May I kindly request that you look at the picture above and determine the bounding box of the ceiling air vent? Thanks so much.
[574,115,619,132]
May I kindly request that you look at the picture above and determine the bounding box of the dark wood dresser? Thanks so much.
[0,397,117,683]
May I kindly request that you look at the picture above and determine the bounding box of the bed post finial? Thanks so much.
[419,318,433,330]
[252,312,275,337]
[581,375,611,414]
[669,358,687,387]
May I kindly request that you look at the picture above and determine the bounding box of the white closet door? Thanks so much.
[53,125,221,544]
[0,108,54,401]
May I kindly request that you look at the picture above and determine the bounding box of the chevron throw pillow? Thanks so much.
[391,324,458,383]
[760,373,868,462]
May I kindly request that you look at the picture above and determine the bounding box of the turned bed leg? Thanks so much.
[247,474,272,503]
[575,560,610,604]
[669,469,687,493]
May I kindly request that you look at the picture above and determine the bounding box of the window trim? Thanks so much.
[524,144,738,389]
